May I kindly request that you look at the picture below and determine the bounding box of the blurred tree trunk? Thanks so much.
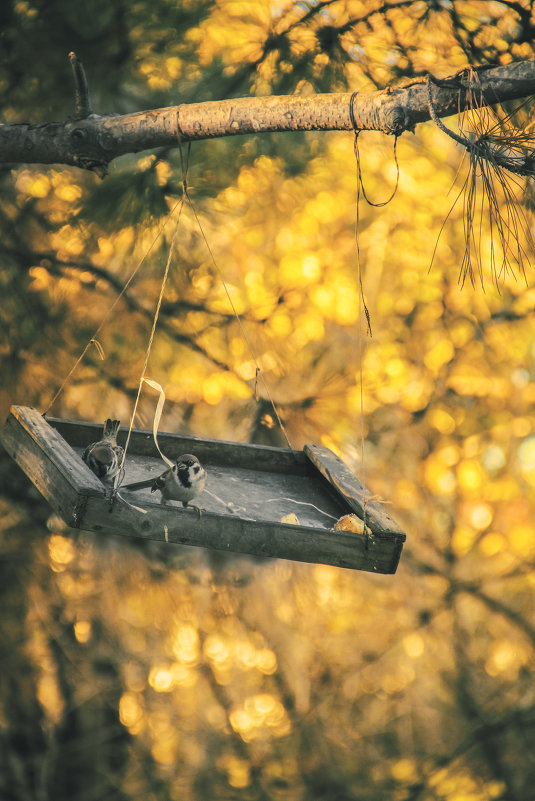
[0,454,132,801]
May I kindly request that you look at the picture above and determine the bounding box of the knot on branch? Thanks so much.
[67,119,108,176]
[381,105,409,136]
[351,95,411,136]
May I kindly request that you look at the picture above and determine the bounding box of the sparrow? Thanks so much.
[123,453,206,510]
[82,419,124,484]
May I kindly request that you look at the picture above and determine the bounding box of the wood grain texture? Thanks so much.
[65,447,347,530]
[83,494,403,574]
[3,407,406,573]
[1,406,105,526]
[304,444,406,537]
[48,417,309,473]
[1,59,534,169]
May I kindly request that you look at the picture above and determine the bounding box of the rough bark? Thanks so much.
[1,59,534,173]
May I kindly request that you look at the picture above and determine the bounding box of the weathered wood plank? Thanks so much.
[304,444,406,537]
[113,459,346,529]
[48,417,310,474]
[1,405,106,526]
[82,494,402,574]
[2,407,406,573]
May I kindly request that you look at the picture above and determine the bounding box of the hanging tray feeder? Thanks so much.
[1,405,406,573]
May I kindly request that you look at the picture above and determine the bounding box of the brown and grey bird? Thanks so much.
[82,419,124,483]
[123,454,206,509]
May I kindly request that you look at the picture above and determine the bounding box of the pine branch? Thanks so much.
[1,58,535,173]
[69,52,92,120]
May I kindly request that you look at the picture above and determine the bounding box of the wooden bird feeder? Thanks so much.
[1,405,406,573]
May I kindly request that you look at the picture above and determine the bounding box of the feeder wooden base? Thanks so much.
[1,405,406,573]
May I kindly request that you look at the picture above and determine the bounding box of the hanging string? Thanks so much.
[349,91,403,540]
[174,134,295,453]
[117,155,191,480]
[354,135,370,541]
[349,93,370,536]
[354,132,373,340]
[42,194,186,416]
[350,90,401,213]
[354,132,400,208]
[349,94,369,541]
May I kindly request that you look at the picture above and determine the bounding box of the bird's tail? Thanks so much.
[103,418,121,441]
[122,477,154,491]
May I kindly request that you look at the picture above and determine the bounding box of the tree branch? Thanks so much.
[1,59,535,172]
[69,52,92,120]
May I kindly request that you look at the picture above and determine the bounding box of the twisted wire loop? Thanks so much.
[427,73,470,146]
[349,89,400,214]
[349,90,359,133]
